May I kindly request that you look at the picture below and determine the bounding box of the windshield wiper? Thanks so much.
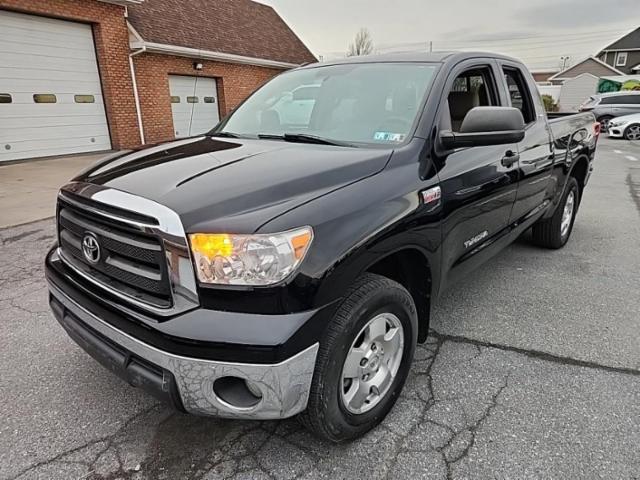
[257,133,355,147]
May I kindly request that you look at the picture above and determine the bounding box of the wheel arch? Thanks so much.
[568,154,590,201]
[363,247,433,343]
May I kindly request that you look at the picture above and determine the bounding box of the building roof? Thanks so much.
[548,56,623,81]
[127,0,316,66]
[599,26,640,52]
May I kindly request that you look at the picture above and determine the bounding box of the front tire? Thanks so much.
[624,124,640,141]
[298,273,417,443]
[531,177,579,249]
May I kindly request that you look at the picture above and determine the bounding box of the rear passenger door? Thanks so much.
[436,60,520,289]
[499,62,554,223]
[611,94,640,117]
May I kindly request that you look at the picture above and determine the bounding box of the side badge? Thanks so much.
[420,186,442,211]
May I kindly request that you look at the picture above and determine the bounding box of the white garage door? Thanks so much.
[0,10,111,162]
[169,75,220,138]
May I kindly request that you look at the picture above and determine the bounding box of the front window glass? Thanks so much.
[214,63,438,145]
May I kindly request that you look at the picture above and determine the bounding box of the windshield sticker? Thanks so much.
[374,132,406,142]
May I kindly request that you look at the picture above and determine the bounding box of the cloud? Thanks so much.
[519,0,637,28]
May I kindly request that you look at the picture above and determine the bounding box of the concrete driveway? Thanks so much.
[0,138,639,479]
[0,152,113,228]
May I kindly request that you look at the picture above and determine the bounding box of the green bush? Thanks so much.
[541,94,558,112]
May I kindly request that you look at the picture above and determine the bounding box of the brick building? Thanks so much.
[0,0,315,162]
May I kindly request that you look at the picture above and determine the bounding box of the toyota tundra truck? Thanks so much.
[45,52,598,442]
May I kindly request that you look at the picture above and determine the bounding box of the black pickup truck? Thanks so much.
[46,52,598,442]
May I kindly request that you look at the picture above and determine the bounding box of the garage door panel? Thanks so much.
[0,101,107,117]
[0,10,111,162]
[0,78,103,95]
[0,138,112,162]
[0,66,102,83]
[0,51,98,73]
[0,10,92,38]
[0,123,109,143]
[0,29,96,52]
[0,40,97,61]
[0,113,108,129]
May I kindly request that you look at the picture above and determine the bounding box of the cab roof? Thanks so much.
[300,51,523,69]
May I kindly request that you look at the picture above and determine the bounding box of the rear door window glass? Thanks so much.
[503,68,535,124]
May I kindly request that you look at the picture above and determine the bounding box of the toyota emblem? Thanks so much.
[82,232,101,264]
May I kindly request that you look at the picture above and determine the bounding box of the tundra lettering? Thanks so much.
[45,52,598,442]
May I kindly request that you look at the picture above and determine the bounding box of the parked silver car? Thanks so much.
[579,91,640,132]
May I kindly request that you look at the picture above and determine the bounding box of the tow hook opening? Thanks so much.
[213,376,263,409]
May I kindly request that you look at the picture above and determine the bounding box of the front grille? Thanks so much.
[57,195,172,309]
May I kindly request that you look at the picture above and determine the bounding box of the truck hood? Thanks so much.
[77,136,392,233]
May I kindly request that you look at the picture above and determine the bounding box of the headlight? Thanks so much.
[610,119,628,127]
[189,227,313,286]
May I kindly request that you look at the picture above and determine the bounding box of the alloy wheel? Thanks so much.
[625,125,640,141]
[561,190,575,238]
[340,313,404,414]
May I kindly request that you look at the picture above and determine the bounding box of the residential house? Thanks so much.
[546,56,623,85]
[597,26,640,75]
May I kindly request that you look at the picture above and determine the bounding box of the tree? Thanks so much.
[347,28,374,57]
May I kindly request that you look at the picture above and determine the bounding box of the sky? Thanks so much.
[258,0,639,70]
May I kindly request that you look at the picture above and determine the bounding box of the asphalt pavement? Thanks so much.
[1,137,639,480]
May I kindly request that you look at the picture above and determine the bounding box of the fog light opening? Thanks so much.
[213,376,262,409]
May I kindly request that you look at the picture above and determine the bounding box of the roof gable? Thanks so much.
[600,27,640,52]
[127,0,316,66]
[549,56,623,80]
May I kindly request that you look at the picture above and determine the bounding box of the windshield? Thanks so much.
[212,63,438,146]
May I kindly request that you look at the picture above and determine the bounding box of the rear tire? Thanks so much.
[298,273,417,443]
[599,115,613,133]
[531,177,579,249]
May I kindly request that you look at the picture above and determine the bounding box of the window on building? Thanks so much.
[503,67,535,124]
[170,96,180,103]
[187,96,199,103]
[616,52,628,67]
[0,94,11,104]
[204,97,216,103]
[33,94,57,103]
[74,95,95,103]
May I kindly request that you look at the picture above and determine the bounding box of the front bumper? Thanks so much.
[47,275,319,420]
[608,126,626,138]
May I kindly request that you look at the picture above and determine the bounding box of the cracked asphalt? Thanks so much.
[1,138,639,480]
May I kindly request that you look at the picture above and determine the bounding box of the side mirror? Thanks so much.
[441,106,525,149]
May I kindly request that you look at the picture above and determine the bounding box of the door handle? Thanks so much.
[501,150,520,168]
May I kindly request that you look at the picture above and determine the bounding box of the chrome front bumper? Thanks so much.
[48,279,318,420]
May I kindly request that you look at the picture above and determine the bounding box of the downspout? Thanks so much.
[129,46,146,145]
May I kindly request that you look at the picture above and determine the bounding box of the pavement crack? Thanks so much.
[627,172,640,217]
[8,404,163,480]
[442,376,509,479]
[430,330,640,377]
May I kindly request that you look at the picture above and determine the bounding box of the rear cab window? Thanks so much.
[502,67,536,124]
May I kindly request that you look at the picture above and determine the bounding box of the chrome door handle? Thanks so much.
[501,150,520,168]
